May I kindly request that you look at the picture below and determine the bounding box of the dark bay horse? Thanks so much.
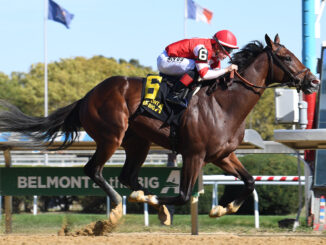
[0,34,320,225]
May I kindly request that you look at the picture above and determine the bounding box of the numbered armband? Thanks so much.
[196,47,208,62]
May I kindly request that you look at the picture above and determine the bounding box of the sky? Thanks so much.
[0,0,326,76]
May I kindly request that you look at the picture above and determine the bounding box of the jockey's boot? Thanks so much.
[166,81,188,108]
[166,73,193,108]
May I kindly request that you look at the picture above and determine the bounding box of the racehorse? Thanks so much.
[0,34,319,225]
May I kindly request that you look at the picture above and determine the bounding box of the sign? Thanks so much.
[0,167,187,196]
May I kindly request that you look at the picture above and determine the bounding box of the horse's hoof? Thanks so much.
[158,205,171,226]
[209,205,227,218]
[147,195,159,206]
[226,201,240,214]
[109,202,123,225]
[128,190,147,203]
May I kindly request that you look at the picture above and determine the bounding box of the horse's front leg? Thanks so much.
[153,154,205,206]
[118,132,171,225]
[209,152,255,217]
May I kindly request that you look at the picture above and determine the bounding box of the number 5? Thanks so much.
[144,76,162,100]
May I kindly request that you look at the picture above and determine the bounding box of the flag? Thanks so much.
[186,0,213,24]
[48,0,74,28]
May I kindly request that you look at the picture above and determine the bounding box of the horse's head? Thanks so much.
[265,34,320,94]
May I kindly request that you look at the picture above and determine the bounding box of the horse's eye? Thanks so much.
[283,56,292,62]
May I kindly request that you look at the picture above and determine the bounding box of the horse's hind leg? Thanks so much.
[119,130,151,193]
[210,152,255,217]
[84,143,123,224]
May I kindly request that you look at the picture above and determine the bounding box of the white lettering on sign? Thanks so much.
[81,177,90,188]
[29,176,37,188]
[71,177,81,188]
[161,170,180,194]
[107,176,124,188]
[17,176,92,189]
[138,177,159,189]
[38,177,46,188]
[18,176,27,188]
[59,176,70,188]
[47,176,58,188]
[149,177,159,188]
[17,175,162,190]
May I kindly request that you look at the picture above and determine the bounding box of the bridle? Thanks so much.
[217,41,310,92]
[263,45,310,92]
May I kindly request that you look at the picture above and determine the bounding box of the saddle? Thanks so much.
[138,74,197,128]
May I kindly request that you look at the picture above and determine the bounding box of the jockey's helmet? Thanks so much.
[212,30,238,55]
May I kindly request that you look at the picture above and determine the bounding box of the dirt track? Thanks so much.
[1,233,326,245]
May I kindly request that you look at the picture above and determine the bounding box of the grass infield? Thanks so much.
[0,213,316,235]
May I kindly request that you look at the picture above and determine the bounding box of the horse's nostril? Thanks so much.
[312,79,320,85]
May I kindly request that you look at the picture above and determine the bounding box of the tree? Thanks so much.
[0,56,155,115]
[245,88,291,140]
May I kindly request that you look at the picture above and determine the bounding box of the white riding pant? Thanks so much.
[157,50,196,76]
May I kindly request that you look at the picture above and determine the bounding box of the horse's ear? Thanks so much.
[274,34,280,44]
[265,34,276,49]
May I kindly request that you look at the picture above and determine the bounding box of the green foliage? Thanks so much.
[245,89,291,140]
[240,154,301,174]
[79,196,107,213]
[203,154,304,215]
[11,196,33,213]
[0,56,154,116]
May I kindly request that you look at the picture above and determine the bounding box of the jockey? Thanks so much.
[157,30,239,108]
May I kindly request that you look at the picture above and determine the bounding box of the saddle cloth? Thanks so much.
[139,74,194,127]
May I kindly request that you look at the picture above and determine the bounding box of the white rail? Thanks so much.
[203,175,306,229]
[0,151,181,166]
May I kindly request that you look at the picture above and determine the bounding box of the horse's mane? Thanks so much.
[230,41,265,72]
[205,40,265,95]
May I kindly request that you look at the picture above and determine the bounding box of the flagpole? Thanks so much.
[44,0,48,166]
[184,0,187,38]
[44,0,48,118]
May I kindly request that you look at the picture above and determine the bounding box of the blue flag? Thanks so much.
[48,0,74,29]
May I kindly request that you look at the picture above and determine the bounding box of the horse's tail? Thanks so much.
[0,99,82,150]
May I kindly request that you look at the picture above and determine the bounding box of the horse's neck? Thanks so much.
[216,53,269,124]
[242,52,269,87]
